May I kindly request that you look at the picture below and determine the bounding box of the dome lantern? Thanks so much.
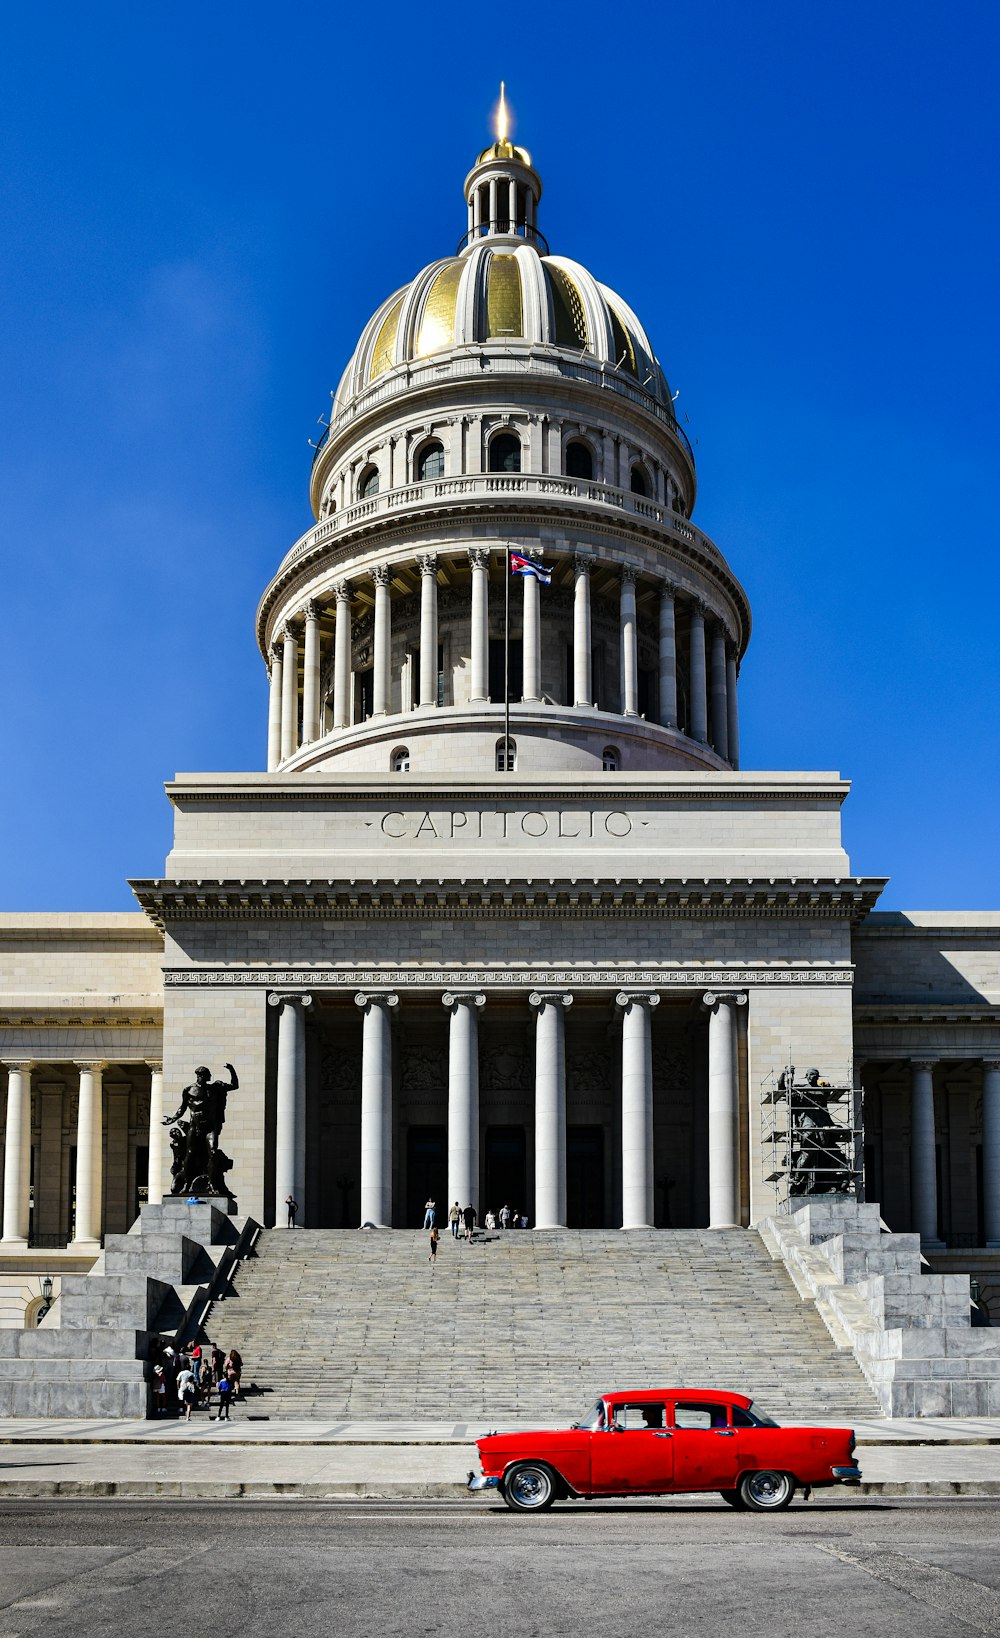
[461,83,544,253]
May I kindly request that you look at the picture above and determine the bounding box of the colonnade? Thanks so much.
[266,552,740,769]
[0,1060,164,1250]
[268,988,748,1233]
[907,1058,1000,1248]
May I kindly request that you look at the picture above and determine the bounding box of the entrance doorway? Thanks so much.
[567,1126,605,1227]
[485,1127,527,1219]
[406,1126,446,1228]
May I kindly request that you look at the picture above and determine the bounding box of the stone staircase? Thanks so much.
[213,1228,880,1423]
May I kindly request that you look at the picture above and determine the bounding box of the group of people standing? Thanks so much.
[423,1199,530,1263]
[151,1338,243,1420]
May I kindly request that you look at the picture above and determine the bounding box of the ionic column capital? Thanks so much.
[304,600,321,621]
[267,991,314,1010]
[146,1061,163,1074]
[529,992,573,1010]
[658,578,678,600]
[2,1060,35,1073]
[982,1060,1000,1074]
[468,547,490,572]
[701,992,748,1011]
[417,553,437,577]
[334,579,351,604]
[911,1059,937,1073]
[371,564,391,589]
[620,565,638,587]
[442,991,486,1011]
[74,1060,108,1073]
[616,990,660,1011]
[573,553,592,578]
[355,991,399,1012]
[689,597,707,620]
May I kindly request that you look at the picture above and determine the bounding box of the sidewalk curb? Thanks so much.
[0,1480,999,1500]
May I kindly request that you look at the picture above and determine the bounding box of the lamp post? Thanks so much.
[37,1275,53,1323]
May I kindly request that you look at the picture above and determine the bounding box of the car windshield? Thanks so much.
[575,1400,606,1431]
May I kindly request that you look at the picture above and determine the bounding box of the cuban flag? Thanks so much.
[510,551,552,585]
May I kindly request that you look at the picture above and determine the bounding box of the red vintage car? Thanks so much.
[468,1389,861,1512]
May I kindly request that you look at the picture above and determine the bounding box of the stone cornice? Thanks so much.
[854,1002,1000,1025]
[161,772,853,805]
[129,876,884,928]
[164,964,854,991]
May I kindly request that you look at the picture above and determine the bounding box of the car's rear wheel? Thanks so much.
[737,1470,795,1512]
[502,1462,557,1512]
[719,1489,743,1509]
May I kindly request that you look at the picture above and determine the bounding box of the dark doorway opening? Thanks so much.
[406,1126,446,1229]
[485,1126,527,1220]
[567,1126,605,1227]
[489,638,522,703]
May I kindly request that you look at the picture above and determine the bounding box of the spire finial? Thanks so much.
[496,81,509,147]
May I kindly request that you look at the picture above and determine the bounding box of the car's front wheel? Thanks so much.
[502,1462,557,1512]
[737,1470,795,1512]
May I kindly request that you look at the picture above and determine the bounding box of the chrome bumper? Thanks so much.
[467,1472,500,1491]
[832,1464,862,1484]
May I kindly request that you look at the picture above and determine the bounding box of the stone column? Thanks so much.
[418,555,438,708]
[704,992,747,1228]
[508,177,517,229]
[34,1079,65,1244]
[616,991,660,1228]
[710,623,729,761]
[266,644,283,771]
[983,1060,1000,1248]
[280,626,299,761]
[302,601,322,744]
[332,581,351,729]
[620,569,639,717]
[1,1063,33,1245]
[488,177,498,228]
[372,565,391,716]
[726,645,740,768]
[268,993,312,1227]
[530,992,572,1228]
[469,549,490,702]
[72,1062,105,1249]
[147,1063,164,1207]
[911,1060,944,1246]
[355,991,399,1228]
[443,992,485,1210]
[573,556,592,707]
[658,582,677,728]
[522,571,541,702]
[688,601,708,743]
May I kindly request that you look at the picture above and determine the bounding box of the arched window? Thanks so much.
[565,440,593,480]
[630,463,649,497]
[489,432,521,473]
[416,441,445,482]
[358,464,380,499]
[496,736,516,772]
[602,746,621,772]
[391,747,410,773]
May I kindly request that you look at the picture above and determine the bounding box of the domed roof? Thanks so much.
[331,121,675,419]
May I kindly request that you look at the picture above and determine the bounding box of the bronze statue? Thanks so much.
[780,1066,854,1196]
[163,1063,239,1197]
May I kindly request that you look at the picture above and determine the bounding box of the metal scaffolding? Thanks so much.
[761,1063,863,1213]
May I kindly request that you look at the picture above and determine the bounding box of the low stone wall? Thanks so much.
[0,1200,259,1417]
[759,1199,1000,1416]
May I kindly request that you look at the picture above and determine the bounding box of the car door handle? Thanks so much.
[715,1430,735,1437]
[653,1431,672,1439]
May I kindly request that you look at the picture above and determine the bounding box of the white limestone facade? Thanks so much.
[2,122,999,1318]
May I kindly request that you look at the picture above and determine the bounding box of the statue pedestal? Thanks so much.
[177,1193,237,1217]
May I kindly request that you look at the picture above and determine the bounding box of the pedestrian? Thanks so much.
[213,1374,232,1421]
[177,1365,196,1421]
[285,1194,298,1227]
[520,1214,529,1229]
[485,1209,496,1231]
[448,1201,461,1239]
[463,1202,477,1241]
[226,1348,243,1398]
[190,1340,203,1382]
[152,1365,168,1416]
[428,1225,439,1264]
[211,1343,225,1379]
[422,1198,436,1230]
[499,1204,510,1230]
[199,1357,214,1408]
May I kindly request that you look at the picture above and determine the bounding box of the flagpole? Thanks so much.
[503,543,510,772]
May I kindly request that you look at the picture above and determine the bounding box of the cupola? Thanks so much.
[461,84,544,251]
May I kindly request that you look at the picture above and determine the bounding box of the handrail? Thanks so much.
[275,473,715,576]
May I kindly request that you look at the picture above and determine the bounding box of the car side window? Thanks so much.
[610,1402,667,1430]
[672,1402,730,1430]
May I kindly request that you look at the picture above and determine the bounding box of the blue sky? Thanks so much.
[1,2,997,910]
